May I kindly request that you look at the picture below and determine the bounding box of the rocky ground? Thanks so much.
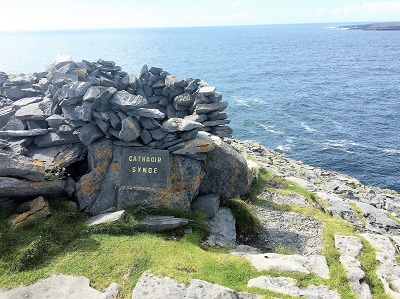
[2,138,400,298]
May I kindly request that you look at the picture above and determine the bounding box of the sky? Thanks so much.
[0,0,399,31]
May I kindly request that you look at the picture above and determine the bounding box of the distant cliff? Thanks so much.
[340,22,400,30]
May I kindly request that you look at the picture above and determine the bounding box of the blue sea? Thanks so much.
[0,24,399,192]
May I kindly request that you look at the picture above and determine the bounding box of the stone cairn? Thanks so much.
[0,56,252,231]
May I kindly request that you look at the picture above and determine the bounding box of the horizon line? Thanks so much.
[0,20,398,34]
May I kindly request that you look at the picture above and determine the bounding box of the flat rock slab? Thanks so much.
[230,250,329,279]
[0,152,45,182]
[317,192,360,225]
[335,235,372,299]
[132,271,260,299]
[361,233,400,298]
[87,210,126,226]
[248,276,340,299]
[137,215,189,232]
[0,274,120,299]
[0,176,66,198]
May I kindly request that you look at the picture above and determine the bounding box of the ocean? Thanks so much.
[0,24,399,192]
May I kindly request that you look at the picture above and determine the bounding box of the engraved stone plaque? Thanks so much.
[120,148,170,188]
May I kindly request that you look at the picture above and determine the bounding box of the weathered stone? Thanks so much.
[74,123,104,146]
[174,92,194,108]
[335,235,373,299]
[206,207,236,247]
[0,106,16,129]
[26,120,47,130]
[317,192,360,225]
[129,108,165,119]
[5,86,42,101]
[110,91,147,111]
[0,128,48,138]
[138,215,189,232]
[83,86,101,101]
[161,118,203,133]
[195,101,228,114]
[119,116,141,142]
[75,101,94,121]
[65,177,76,197]
[12,96,43,109]
[0,176,66,198]
[61,104,80,120]
[354,201,400,234]
[7,74,36,86]
[45,115,66,129]
[191,194,220,218]
[15,98,52,120]
[92,87,116,112]
[149,128,167,140]
[198,85,216,95]
[87,210,125,226]
[248,276,340,299]
[0,138,9,149]
[9,196,51,226]
[230,250,329,279]
[0,152,45,181]
[184,113,208,123]
[76,139,113,210]
[47,71,78,85]
[200,140,249,199]
[132,271,259,299]
[202,119,230,127]
[0,274,120,299]
[178,129,198,141]
[361,233,400,298]
[35,132,79,147]
[140,129,153,145]
[173,133,215,156]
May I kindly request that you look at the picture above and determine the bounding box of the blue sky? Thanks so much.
[0,0,399,31]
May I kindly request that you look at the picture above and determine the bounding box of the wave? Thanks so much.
[232,97,266,107]
[300,122,316,132]
[256,122,284,135]
[276,144,292,152]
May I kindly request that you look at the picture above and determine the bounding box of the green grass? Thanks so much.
[349,202,367,226]
[0,167,392,299]
[388,214,400,225]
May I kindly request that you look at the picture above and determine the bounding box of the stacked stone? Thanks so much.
[0,56,231,161]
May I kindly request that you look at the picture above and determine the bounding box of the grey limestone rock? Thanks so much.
[15,98,52,120]
[109,90,147,111]
[200,140,249,199]
[87,210,125,226]
[161,117,203,133]
[248,276,340,299]
[0,106,15,129]
[206,207,236,247]
[195,101,228,114]
[131,271,259,299]
[0,274,120,299]
[83,86,101,101]
[335,235,373,299]
[137,215,189,232]
[191,193,220,218]
[34,132,80,148]
[0,128,48,138]
[0,176,66,198]
[12,96,43,109]
[0,152,45,182]
[129,108,165,119]
[119,116,141,142]
[74,123,104,146]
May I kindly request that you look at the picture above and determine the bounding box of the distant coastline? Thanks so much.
[339,22,400,31]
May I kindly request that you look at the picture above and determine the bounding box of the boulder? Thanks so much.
[109,91,147,111]
[200,140,249,199]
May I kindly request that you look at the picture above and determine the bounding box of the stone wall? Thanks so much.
[0,56,252,215]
